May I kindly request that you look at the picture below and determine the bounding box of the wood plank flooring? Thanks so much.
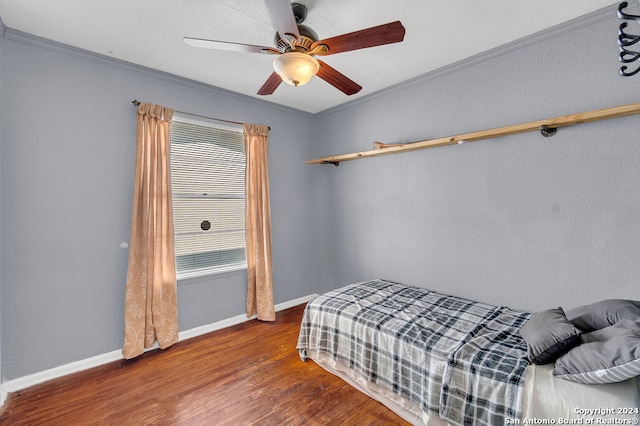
[0,304,410,425]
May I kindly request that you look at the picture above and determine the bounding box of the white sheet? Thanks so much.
[306,350,640,426]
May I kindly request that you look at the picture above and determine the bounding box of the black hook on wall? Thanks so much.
[618,2,640,76]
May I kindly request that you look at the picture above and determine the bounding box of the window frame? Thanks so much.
[170,113,247,280]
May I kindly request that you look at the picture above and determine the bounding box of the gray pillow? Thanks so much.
[566,299,640,332]
[553,319,640,384]
[519,307,582,365]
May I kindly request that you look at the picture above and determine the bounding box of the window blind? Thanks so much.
[170,118,246,278]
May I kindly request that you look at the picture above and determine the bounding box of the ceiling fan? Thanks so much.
[183,0,406,96]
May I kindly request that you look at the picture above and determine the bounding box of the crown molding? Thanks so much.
[317,3,621,117]
[1,27,313,119]
[1,3,622,118]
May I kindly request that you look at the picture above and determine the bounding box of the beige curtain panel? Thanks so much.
[123,102,179,359]
[244,124,276,321]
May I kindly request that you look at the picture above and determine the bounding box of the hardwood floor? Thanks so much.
[0,304,410,425]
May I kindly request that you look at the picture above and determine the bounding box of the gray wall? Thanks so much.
[0,18,5,392]
[311,8,640,310]
[2,5,640,383]
[0,31,315,380]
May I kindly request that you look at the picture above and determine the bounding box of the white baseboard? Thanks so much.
[0,294,317,403]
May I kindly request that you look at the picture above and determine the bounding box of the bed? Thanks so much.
[296,279,640,425]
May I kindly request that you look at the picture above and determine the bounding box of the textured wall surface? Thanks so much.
[311,9,640,311]
[0,33,315,380]
[0,18,5,396]
[2,5,640,383]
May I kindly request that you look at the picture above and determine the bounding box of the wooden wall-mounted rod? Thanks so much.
[306,101,640,165]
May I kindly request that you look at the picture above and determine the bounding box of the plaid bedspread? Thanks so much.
[296,279,531,426]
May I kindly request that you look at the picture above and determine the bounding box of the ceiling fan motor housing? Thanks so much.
[275,24,318,52]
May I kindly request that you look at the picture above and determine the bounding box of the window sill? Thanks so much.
[177,262,247,282]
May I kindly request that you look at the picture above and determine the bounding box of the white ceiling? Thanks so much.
[0,0,620,114]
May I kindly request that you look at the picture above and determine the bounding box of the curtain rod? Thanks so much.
[131,100,270,130]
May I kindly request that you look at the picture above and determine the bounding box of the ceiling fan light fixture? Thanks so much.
[272,52,319,87]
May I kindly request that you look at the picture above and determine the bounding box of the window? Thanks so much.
[170,114,246,279]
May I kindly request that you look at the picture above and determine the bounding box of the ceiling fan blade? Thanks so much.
[315,60,362,96]
[265,0,300,41]
[183,37,278,54]
[257,72,283,95]
[310,21,405,56]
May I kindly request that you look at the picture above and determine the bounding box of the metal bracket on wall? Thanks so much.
[321,161,340,167]
[539,126,558,137]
